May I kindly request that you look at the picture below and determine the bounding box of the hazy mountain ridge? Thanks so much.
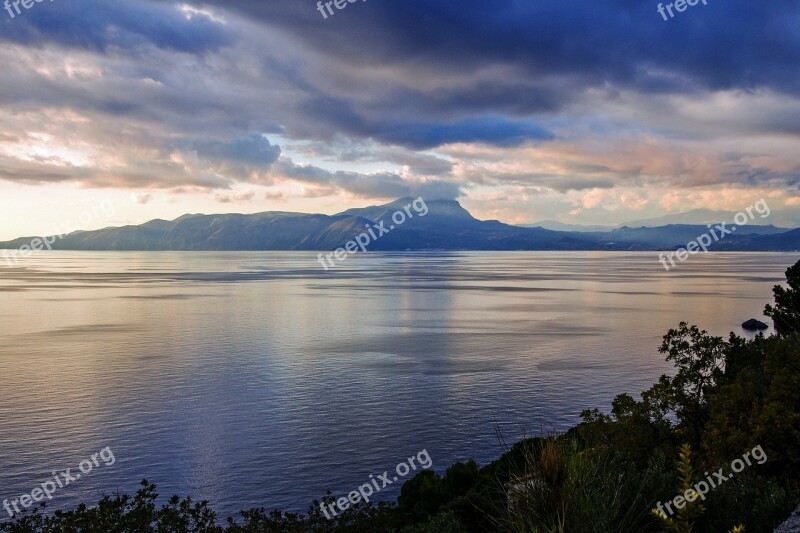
[581,224,790,250]
[1,199,798,252]
[523,221,614,232]
[619,207,800,228]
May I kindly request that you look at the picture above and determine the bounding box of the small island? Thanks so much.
[742,318,769,331]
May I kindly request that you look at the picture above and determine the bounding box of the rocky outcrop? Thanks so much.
[742,318,769,331]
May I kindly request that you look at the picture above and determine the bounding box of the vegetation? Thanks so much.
[649,444,704,533]
[3,260,799,532]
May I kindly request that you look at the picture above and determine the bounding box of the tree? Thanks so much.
[764,259,800,337]
[657,323,728,448]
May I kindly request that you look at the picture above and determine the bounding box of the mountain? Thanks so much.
[1,198,798,252]
[710,228,800,251]
[522,221,614,232]
[580,224,789,250]
[0,198,593,252]
[621,208,745,227]
[341,198,481,229]
[527,208,797,232]
[620,208,800,229]
[523,208,796,235]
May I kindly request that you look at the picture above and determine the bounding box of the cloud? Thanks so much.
[327,141,453,176]
[2,0,232,55]
[193,135,281,167]
[264,191,287,202]
[377,117,555,149]
[214,190,256,203]
[0,0,797,225]
[271,157,462,200]
[131,193,154,204]
[301,94,554,148]
[189,134,282,179]
[198,0,800,97]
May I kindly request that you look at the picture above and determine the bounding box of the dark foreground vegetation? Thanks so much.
[3,260,799,532]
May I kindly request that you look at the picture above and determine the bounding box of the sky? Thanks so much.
[0,0,799,239]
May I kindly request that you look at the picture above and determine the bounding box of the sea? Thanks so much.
[0,251,795,520]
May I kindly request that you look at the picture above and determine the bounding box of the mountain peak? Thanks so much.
[338,197,475,224]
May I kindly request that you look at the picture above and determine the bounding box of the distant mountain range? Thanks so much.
[521,221,614,233]
[1,198,799,252]
[529,207,800,232]
[619,207,800,229]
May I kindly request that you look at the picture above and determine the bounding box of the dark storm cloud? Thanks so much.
[377,117,554,149]
[198,0,800,98]
[193,135,281,167]
[300,96,554,149]
[416,82,569,116]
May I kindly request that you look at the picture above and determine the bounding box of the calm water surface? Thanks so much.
[0,251,795,519]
